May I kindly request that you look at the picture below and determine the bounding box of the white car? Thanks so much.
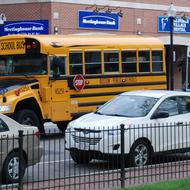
[65,90,190,167]
[0,113,42,184]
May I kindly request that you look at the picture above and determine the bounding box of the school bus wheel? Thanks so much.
[15,109,44,133]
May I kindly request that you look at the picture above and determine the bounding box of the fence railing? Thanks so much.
[1,123,190,189]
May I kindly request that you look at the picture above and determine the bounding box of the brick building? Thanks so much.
[0,0,190,90]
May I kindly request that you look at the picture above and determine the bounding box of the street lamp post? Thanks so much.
[167,3,176,90]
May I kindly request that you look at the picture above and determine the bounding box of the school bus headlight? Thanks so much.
[0,105,11,112]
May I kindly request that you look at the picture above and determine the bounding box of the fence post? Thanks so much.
[18,130,23,190]
[120,124,125,188]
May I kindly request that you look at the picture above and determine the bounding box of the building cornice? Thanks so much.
[0,0,190,13]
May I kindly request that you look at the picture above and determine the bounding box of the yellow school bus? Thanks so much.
[0,34,166,132]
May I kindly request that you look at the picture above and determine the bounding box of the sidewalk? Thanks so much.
[2,159,190,190]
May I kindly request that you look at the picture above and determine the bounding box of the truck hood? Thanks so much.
[0,79,38,94]
[70,112,145,130]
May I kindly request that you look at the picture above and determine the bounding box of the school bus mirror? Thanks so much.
[41,87,51,102]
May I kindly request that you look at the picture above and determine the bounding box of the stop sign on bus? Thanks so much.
[73,74,85,91]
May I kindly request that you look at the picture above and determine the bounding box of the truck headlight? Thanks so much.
[0,105,11,112]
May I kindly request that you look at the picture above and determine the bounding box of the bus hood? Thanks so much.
[0,79,38,94]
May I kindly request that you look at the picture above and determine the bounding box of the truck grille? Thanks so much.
[72,135,102,145]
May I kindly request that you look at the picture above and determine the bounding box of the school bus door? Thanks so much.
[49,55,71,121]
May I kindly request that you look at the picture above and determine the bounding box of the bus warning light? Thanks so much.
[26,41,38,49]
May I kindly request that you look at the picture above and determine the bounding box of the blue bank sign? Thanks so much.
[158,16,190,34]
[0,20,49,36]
[78,11,119,30]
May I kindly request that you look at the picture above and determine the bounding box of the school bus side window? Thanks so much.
[122,51,137,73]
[139,51,150,72]
[104,51,119,73]
[50,56,66,77]
[69,52,83,75]
[85,51,101,74]
[152,50,163,72]
[0,59,6,73]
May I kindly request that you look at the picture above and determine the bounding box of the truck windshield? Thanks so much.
[0,54,47,76]
[97,95,158,117]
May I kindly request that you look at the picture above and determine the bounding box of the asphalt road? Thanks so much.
[23,123,114,183]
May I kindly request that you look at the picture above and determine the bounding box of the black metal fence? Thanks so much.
[1,123,190,189]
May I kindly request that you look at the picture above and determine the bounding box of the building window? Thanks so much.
[104,51,119,73]
[139,51,150,72]
[122,51,137,73]
[69,52,83,75]
[152,51,163,72]
[85,51,101,74]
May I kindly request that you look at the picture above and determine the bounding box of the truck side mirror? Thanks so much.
[151,111,169,119]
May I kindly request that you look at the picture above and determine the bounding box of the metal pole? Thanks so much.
[18,130,23,190]
[169,16,174,90]
[120,124,125,188]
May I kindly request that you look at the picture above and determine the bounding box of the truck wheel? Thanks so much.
[129,139,152,167]
[2,151,26,184]
[15,109,44,133]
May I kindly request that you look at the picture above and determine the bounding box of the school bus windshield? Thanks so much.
[0,54,47,76]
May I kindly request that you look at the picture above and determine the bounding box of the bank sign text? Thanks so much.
[158,16,190,34]
[78,11,119,30]
[0,20,49,36]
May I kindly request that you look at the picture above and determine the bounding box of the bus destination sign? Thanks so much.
[0,40,25,55]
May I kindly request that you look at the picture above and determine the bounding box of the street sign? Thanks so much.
[73,74,85,91]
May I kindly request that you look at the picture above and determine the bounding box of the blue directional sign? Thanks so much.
[78,11,119,30]
[158,16,190,34]
[0,20,49,36]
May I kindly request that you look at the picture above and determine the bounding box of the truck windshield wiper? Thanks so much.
[94,111,103,115]
[105,113,126,117]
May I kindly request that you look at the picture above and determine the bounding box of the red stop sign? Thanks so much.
[73,74,85,91]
